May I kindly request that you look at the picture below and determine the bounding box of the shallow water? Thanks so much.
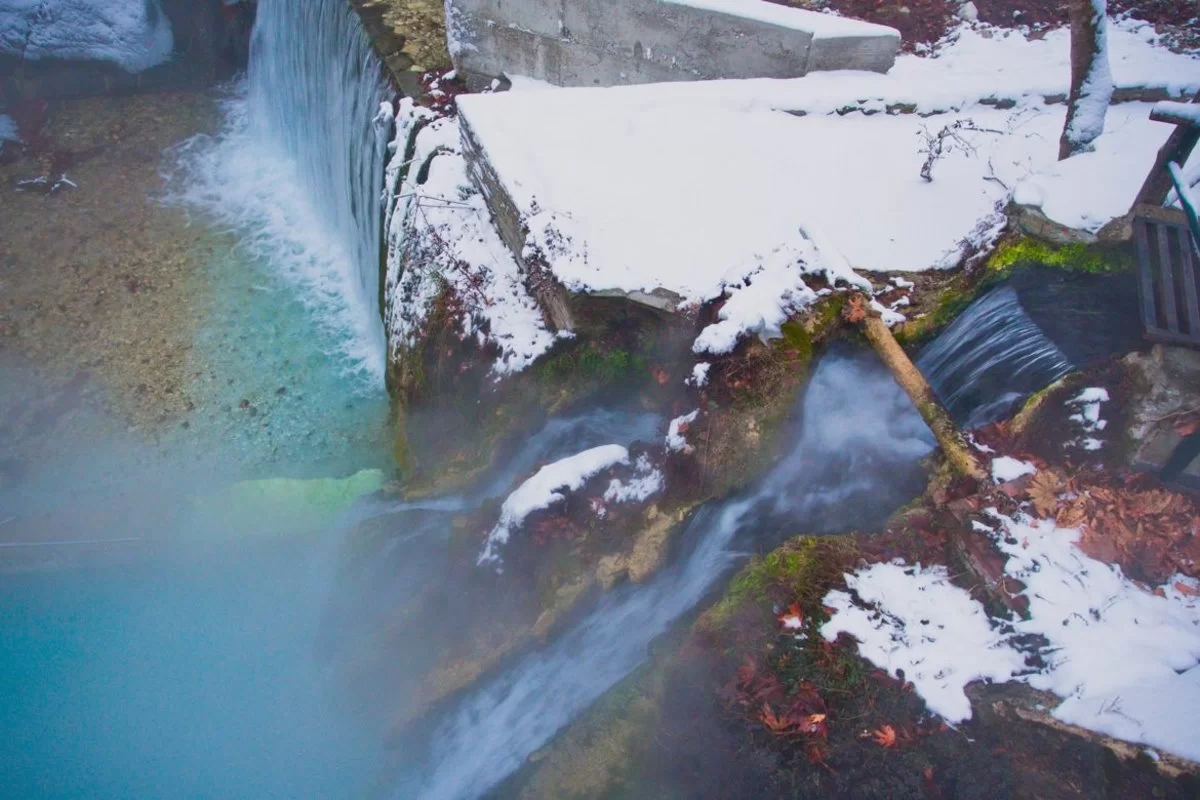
[0,538,382,799]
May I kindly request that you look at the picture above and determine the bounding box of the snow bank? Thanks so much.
[822,560,1026,722]
[455,19,1196,352]
[479,444,629,563]
[383,101,556,376]
[0,0,174,72]
[987,511,1200,762]
[825,510,1200,761]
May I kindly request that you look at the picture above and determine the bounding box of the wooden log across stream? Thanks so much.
[846,294,988,482]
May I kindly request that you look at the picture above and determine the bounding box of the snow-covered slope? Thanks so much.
[0,0,174,72]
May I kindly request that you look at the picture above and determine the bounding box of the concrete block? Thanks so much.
[449,0,900,88]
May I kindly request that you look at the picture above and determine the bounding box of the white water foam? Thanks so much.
[165,0,391,388]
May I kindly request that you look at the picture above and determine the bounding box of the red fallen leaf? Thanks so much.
[1175,581,1200,597]
[736,656,757,688]
[803,713,828,736]
[777,601,804,629]
[868,725,898,748]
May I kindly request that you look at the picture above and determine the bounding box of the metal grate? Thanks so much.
[1135,210,1200,347]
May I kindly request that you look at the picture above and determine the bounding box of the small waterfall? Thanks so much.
[168,0,392,386]
[401,351,934,799]
[917,286,1074,429]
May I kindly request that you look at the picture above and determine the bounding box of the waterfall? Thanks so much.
[167,0,392,386]
[400,350,934,799]
[917,286,1074,430]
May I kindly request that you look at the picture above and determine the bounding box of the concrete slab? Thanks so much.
[446,0,900,88]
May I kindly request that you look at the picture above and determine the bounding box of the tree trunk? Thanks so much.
[1059,0,1113,160]
[858,309,987,482]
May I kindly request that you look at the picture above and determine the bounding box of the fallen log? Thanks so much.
[846,294,987,481]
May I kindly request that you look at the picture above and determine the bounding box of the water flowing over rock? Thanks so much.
[918,286,1074,429]
[397,349,933,799]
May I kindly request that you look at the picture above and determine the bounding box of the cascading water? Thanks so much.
[398,349,934,799]
[168,0,392,386]
[917,286,1074,429]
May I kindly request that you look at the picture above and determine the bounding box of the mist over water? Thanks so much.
[400,349,934,799]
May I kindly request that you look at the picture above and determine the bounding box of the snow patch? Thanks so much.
[990,512,1200,762]
[1066,386,1109,449]
[991,456,1036,483]
[383,102,555,376]
[662,0,899,39]
[825,510,1200,761]
[479,444,629,564]
[687,362,711,387]
[821,560,1026,723]
[666,410,700,453]
[603,454,664,504]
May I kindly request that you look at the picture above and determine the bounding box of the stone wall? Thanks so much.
[446,0,899,88]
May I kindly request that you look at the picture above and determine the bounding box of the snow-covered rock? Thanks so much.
[479,444,629,564]
[0,0,174,72]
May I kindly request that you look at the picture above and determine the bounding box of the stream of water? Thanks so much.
[398,349,934,799]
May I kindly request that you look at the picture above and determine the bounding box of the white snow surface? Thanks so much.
[824,510,1200,761]
[666,410,700,453]
[0,0,174,72]
[479,444,629,564]
[989,512,1200,762]
[991,455,1036,482]
[663,0,899,39]
[604,454,665,504]
[457,20,1200,357]
[1062,0,1114,154]
[383,101,556,376]
[1066,386,1109,449]
[1154,100,1200,126]
[821,560,1026,722]
[687,362,711,387]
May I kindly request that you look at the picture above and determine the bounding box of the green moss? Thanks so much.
[709,538,829,626]
[536,341,647,385]
[986,236,1131,276]
[778,321,813,363]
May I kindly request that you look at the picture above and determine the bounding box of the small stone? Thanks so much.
[239,399,249,409]
[276,386,287,395]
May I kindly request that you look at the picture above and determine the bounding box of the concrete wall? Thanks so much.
[446,0,899,88]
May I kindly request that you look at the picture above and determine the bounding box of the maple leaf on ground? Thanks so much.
[759,703,791,734]
[842,293,868,324]
[803,713,828,737]
[1054,497,1090,529]
[1026,470,1061,517]
[866,724,898,748]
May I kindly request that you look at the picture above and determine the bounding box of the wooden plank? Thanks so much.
[1132,203,1189,227]
[1136,218,1158,330]
[1133,123,1200,209]
[1151,108,1200,127]
[1179,226,1200,338]
[1157,222,1180,332]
